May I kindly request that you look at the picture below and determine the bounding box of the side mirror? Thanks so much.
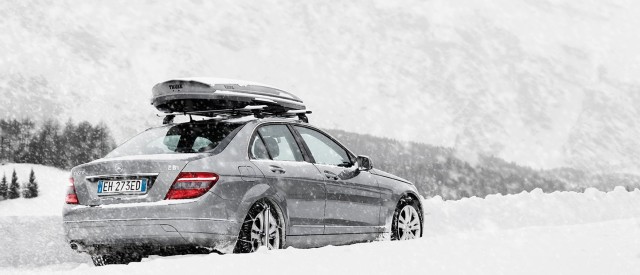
[356,155,373,171]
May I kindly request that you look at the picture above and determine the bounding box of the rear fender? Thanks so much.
[235,184,289,236]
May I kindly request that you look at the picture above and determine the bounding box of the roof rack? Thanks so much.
[160,105,312,124]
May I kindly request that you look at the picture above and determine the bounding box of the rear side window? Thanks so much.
[294,126,351,166]
[106,122,242,158]
[251,125,303,162]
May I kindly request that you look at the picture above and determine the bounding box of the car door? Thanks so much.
[292,126,383,235]
[248,124,327,236]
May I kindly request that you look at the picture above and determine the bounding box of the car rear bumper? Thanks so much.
[62,193,241,254]
[64,218,238,253]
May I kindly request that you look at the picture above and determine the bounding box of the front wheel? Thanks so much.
[234,200,284,253]
[391,197,422,241]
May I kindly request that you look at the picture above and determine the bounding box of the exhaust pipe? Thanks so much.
[70,241,91,253]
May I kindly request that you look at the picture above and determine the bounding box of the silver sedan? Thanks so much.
[63,117,423,265]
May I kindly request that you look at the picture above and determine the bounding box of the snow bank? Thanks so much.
[0,163,69,217]
[0,216,88,268]
[6,218,640,275]
[424,187,640,235]
[0,164,85,268]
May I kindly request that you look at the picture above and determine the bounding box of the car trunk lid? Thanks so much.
[71,154,206,206]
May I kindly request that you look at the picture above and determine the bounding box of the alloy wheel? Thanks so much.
[396,205,421,240]
[246,203,281,252]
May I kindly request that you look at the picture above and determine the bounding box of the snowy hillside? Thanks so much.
[1,171,639,273]
[0,163,68,216]
[2,0,640,173]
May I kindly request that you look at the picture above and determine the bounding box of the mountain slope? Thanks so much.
[328,129,640,199]
[1,0,640,173]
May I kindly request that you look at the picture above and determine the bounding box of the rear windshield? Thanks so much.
[106,122,243,158]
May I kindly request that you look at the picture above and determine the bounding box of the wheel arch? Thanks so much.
[399,191,424,222]
[236,184,289,223]
[234,185,289,246]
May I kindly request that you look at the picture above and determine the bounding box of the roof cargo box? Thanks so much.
[151,77,306,115]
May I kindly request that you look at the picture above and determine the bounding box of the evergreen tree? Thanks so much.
[7,169,19,199]
[0,119,115,169]
[0,173,7,199]
[93,122,117,159]
[12,119,35,163]
[38,120,61,167]
[73,121,94,166]
[0,136,6,162]
[59,119,76,169]
[23,168,38,198]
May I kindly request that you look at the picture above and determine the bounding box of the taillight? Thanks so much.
[65,177,79,204]
[165,172,219,200]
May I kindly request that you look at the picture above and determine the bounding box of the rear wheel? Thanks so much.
[91,252,143,266]
[234,200,283,253]
[91,255,107,266]
[391,197,422,241]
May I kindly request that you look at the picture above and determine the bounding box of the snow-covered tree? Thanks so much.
[0,173,7,199]
[59,119,75,169]
[8,169,19,199]
[23,168,38,198]
[28,119,61,167]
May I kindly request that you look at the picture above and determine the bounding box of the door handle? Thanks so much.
[324,171,339,180]
[269,165,286,174]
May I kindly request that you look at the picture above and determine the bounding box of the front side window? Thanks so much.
[106,122,242,158]
[251,124,303,162]
[294,126,351,166]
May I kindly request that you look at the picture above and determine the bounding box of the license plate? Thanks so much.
[97,179,148,195]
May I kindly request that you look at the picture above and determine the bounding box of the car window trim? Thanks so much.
[287,124,315,163]
[249,131,272,160]
[209,122,246,155]
[256,132,273,160]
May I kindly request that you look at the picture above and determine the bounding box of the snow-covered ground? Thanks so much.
[1,164,640,274]
[0,164,87,268]
[0,163,68,217]
[8,218,637,275]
